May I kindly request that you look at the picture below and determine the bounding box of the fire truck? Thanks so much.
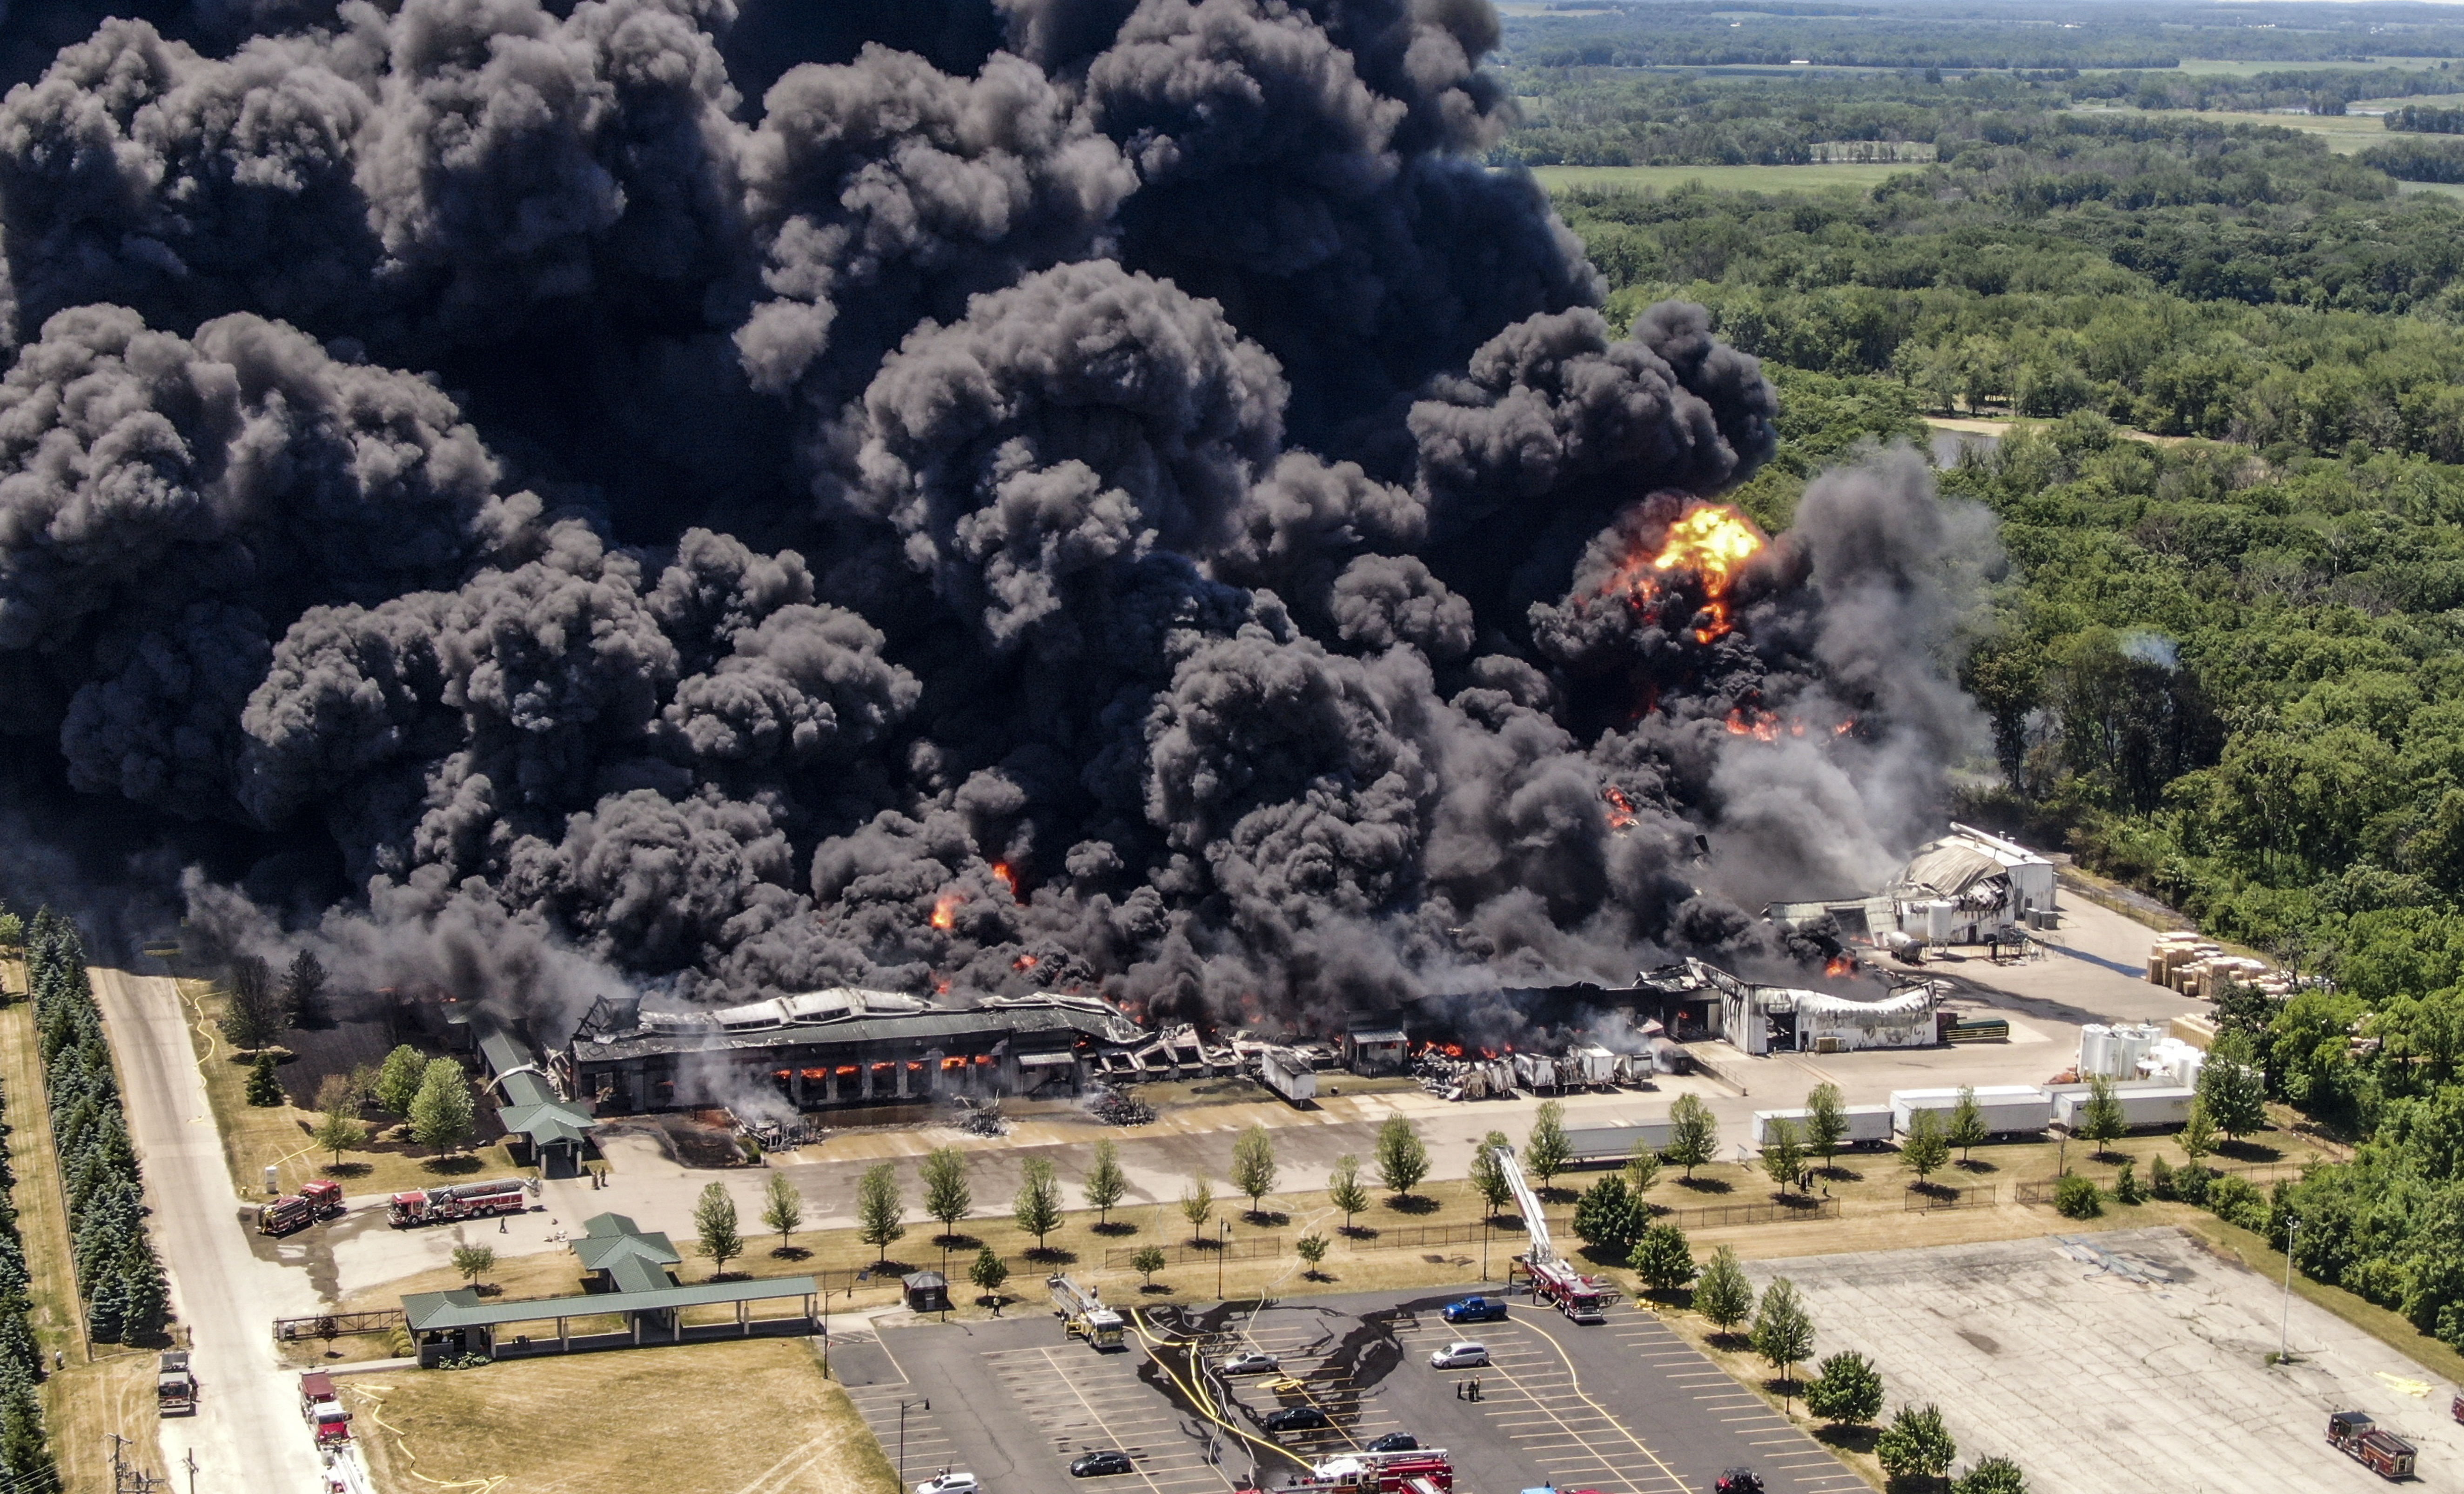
[2328,1412,2417,1481]
[1490,1146,1617,1323]
[1287,1450,1455,1494]
[388,1178,533,1227]
[258,1179,346,1236]
[301,1372,353,1447]
[1049,1274,1126,1350]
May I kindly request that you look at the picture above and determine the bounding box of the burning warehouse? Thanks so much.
[558,989,1142,1116]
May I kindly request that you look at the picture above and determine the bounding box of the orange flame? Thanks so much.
[1603,785,1638,830]
[1013,953,1040,971]
[1725,708,1812,741]
[990,861,1020,901]
[1602,504,1766,644]
[930,892,961,930]
[1825,955,1854,979]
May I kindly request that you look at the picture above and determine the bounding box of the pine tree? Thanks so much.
[246,1051,286,1107]
[283,949,330,1028]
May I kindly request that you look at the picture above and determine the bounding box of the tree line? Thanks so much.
[25,914,169,1346]
[0,898,56,1493]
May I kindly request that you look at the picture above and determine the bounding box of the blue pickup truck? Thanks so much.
[1442,1295,1509,1324]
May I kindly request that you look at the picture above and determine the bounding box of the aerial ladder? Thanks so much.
[1492,1145,1615,1322]
[1049,1274,1126,1349]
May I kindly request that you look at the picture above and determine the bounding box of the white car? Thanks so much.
[917,1474,980,1494]
[1218,1351,1281,1375]
[1429,1341,1489,1369]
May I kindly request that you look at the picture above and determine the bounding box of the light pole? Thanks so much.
[2278,1217,2300,1366]
[898,1397,930,1489]
[1218,1220,1230,1300]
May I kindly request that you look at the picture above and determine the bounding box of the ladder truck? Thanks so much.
[1288,1451,1456,1494]
[1049,1274,1126,1350]
[1491,1145,1616,1323]
[388,1178,533,1227]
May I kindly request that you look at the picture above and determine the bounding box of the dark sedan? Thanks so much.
[1070,1452,1134,1478]
[1262,1406,1331,1433]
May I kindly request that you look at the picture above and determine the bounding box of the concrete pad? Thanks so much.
[1746,1228,2464,1493]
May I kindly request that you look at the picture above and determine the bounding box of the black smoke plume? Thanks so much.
[0,0,1994,1035]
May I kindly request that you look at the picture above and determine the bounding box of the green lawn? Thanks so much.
[2398,180,2464,200]
[1529,162,1908,194]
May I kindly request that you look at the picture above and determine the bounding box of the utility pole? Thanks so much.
[2279,1216,2301,1366]
[184,1447,198,1494]
[1217,1221,1229,1300]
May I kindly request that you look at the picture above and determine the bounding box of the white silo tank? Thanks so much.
[2078,1024,2112,1077]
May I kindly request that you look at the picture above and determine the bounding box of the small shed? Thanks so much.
[902,1271,949,1314]
[1343,1016,1409,1076]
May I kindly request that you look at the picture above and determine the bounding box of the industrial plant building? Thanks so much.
[551,988,1143,1115]
[1770,822,2058,949]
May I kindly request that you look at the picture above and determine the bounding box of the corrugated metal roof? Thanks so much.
[403,1275,820,1332]
[570,1005,1111,1063]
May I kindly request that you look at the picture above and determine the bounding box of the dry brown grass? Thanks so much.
[354,1338,895,1494]
[174,977,523,1199]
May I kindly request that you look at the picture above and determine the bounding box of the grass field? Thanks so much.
[2170,57,2459,78]
[2352,92,2464,112]
[175,976,521,1200]
[2399,180,2464,201]
[2133,108,2392,153]
[355,1337,894,1494]
[1530,162,1908,194]
[0,980,169,1491]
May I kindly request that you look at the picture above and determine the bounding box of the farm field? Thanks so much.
[1528,162,1907,193]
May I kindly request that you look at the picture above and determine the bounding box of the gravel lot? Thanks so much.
[1749,1227,2464,1493]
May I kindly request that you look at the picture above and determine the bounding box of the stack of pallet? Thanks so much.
[2146,934,2279,999]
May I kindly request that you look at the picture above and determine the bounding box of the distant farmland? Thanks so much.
[1527,162,1909,193]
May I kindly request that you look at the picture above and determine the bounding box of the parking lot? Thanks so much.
[839,1290,1860,1494]
[1752,1228,2464,1494]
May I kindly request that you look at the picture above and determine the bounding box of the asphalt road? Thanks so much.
[93,965,329,1494]
[850,1287,1859,1494]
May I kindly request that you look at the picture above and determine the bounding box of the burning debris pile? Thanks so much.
[0,0,1994,1042]
[1083,1085,1157,1129]
[950,1097,1009,1137]
[1410,1038,1668,1100]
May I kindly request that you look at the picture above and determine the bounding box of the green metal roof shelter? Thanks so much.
[402,1212,817,1366]
[477,1026,596,1177]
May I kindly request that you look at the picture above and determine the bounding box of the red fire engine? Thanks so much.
[1489,1146,1618,1323]
[258,1180,345,1236]
[388,1178,531,1227]
[1289,1451,1455,1494]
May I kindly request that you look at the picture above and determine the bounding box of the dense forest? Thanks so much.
[1509,24,2464,1348]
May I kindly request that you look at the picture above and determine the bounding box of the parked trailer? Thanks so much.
[1564,1123,1672,1165]
[2051,1084,2195,1131]
[2328,1412,2417,1481]
[1752,1104,1893,1147]
[1259,1048,1318,1105]
[1889,1085,2051,1137]
[388,1178,532,1227]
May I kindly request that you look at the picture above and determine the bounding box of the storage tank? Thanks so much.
[1890,1085,2052,1136]
[2111,1023,2158,1075]
[2078,1023,2113,1078]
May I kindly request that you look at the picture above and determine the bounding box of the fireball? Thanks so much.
[1602,504,1767,644]
[930,892,961,930]
[990,861,1020,901]
[1603,785,1638,830]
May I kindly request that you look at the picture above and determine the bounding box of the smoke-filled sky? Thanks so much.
[0,0,1995,1034]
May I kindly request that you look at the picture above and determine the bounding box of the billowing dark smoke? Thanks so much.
[0,0,1994,1035]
